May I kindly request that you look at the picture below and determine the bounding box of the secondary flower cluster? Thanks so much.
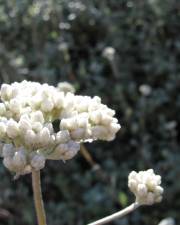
[0,81,120,176]
[128,169,163,205]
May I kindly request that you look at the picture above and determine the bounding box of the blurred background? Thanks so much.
[0,0,179,224]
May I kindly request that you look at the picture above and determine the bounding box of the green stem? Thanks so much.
[32,169,47,225]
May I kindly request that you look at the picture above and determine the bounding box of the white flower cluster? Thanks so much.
[0,81,120,176]
[128,169,163,205]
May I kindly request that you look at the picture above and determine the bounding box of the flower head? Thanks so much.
[103,47,116,61]
[128,169,163,205]
[0,81,120,176]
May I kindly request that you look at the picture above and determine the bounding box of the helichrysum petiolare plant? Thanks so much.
[0,80,163,225]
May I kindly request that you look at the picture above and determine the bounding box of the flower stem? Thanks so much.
[87,202,140,225]
[32,169,47,225]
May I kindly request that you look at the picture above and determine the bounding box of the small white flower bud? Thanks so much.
[146,192,155,205]
[103,47,115,61]
[60,117,77,130]
[64,93,75,109]
[128,179,138,192]
[91,125,108,140]
[60,110,76,120]
[93,96,101,103]
[39,127,51,145]
[53,93,64,108]
[30,96,41,109]
[41,88,51,98]
[155,186,164,195]
[31,111,44,124]
[106,108,115,117]
[71,128,85,140]
[101,114,113,125]
[62,141,80,160]
[11,86,19,98]
[6,119,19,138]
[2,144,14,157]
[41,98,54,112]
[44,123,54,134]
[139,84,152,96]
[77,102,89,112]
[13,150,27,171]
[57,82,75,94]
[56,130,70,143]
[19,117,32,132]
[90,111,102,124]
[137,184,148,197]
[32,122,43,133]
[9,99,21,114]
[24,129,36,145]
[1,84,12,100]
[77,117,88,128]
[128,171,137,180]
[31,153,45,170]
[109,123,121,133]
[60,119,69,130]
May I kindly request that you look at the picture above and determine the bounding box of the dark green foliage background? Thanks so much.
[0,0,179,224]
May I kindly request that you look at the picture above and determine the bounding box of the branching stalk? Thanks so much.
[80,144,100,171]
[88,202,140,225]
[32,169,47,225]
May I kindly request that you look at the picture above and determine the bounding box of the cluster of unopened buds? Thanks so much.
[128,169,163,205]
[0,80,120,177]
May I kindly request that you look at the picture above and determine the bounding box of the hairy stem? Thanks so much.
[88,202,140,225]
[32,169,47,225]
